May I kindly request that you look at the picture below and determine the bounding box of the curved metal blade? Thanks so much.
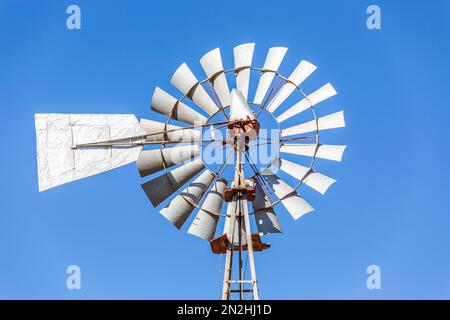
[280,144,347,162]
[137,145,199,177]
[233,43,255,100]
[277,83,337,123]
[141,158,205,207]
[253,47,288,105]
[280,110,345,137]
[160,169,215,229]
[188,178,227,240]
[252,178,282,235]
[170,63,219,116]
[151,87,207,125]
[260,168,314,220]
[274,157,336,195]
[266,60,317,113]
[200,48,231,107]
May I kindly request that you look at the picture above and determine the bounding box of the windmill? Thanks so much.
[35,43,346,300]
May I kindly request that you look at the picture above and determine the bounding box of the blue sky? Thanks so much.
[1,0,450,299]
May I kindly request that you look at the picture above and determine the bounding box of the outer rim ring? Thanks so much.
[159,65,320,216]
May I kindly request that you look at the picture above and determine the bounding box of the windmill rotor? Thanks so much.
[35,43,346,300]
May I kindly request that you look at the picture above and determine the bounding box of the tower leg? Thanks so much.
[241,198,260,300]
[221,144,259,300]
[221,195,237,300]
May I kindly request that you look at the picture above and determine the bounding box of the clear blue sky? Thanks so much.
[1,0,450,299]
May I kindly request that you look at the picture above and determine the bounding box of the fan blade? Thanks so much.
[266,60,317,113]
[280,144,347,162]
[170,63,219,116]
[136,145,199,177]
[281,110,345,137]
[253,47,288,105]
[223,200,247,245]
[151,87,207,125]
[160,169,215,229]
[277,83,337,123]
[140,118,201,142]
[233,43,255,100]
[252,178,282,235]
[35,113,145,192]
[260,168,314,220]
[188,178,227,240]
[229,89,255,121]
[200,48,231,107]
[141,158,205,207]
[274,157,336,194]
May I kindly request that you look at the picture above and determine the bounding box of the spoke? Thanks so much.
[280,136,316,142]
[205,81,229,121]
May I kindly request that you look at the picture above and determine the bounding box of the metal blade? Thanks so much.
[200,48,231,107]
[253,47,288,105]
[188,178,227,240]
[141,158,205,207]
[277,83,337,123]
[160,169,215,229]
[252,178,282,235]
[280,144,347,162]
[266,60,317,113]
[274,157,336,194]
[281,110,345,137]
[233,43,255,100]
[170,63,219,116]
[136,145,199,177]
[151,87,207,125]
[260,168,314,220]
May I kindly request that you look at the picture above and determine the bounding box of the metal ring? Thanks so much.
[159,65,319,215]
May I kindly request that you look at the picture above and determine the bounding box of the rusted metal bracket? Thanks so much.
[224,186,255,202]
[210,233,271,254]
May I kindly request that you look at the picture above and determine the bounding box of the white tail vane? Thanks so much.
[137,145,200,177]
[253,179,282,235]
[233,43,255,100]
[273,157,336,195]
[253,47,288,105]
[281,144,347,162]
[200,48,231,107]
[266,60,317,113]
[277,83,337,123]
[281,110,345,137]
[188,179,227,240]
[151,87,207,125]
[170,63,219,116]
[35,43,347,300]
[35,114,145,192]
[141,158,205,207]
[160,169,215,229]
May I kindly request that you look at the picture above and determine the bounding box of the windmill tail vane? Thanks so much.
[35,43,346,300]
